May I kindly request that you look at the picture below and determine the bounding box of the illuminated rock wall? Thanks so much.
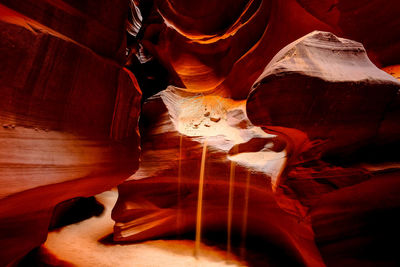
[0,2,141,265]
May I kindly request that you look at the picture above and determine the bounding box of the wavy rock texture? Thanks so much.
[1,0,399,265]
[0,3,141,265]
[141,0,334,98]
[112,88,329,266]
[0,0,128,62]
[244,31,400,265]
[247,31,400,157]
[113,31,400,266]
[137,0,400,99]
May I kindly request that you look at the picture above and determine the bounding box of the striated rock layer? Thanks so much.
[0,3,141,265]
[141,0,334,98]
[135,0,400,99]
[112,87,330,266]
[114,32,400,265]
[247,31,400,157]
[244,31,400,265]
[0,0,129,62]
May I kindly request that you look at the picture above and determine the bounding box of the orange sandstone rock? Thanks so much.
[0,4,141,265]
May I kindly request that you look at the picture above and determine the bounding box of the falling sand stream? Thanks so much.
[177,135,183,235]
[227,148,237,260]
[240,171,251,259]
[195,139,208,258]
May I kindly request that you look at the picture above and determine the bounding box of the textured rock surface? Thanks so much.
[247,31,400,157]
[113,31,400,266]
[243,31,400,265]
[0,0,128,62]
[112,88,329,266]
[140,0,334,98]
[135,0,400,99]
[0,3,141,265]
[1,0,399,265]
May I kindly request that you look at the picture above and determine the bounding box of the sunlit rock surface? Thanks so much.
[112,88,327,266]
[244,31,400,265]
[0,3,141,265]
[0,0,399,265]
[113,32,400,266]
[247,31,400,157]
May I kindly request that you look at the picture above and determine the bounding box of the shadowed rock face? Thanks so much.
[0,2,141,265]
[297,0,400,66]
[0,0,128,62]
[310,171,400,266]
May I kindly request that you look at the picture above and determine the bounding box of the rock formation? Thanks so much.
[112,32,400,266]
[112,87,327,266]
[138,0,334,98]
[1,0,400,265]
[247,31,400,157]
[244,31,400,265]
[133,0,400,99]
[0,2,141,265]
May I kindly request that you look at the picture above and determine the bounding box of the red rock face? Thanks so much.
[0,3,141,265]
[297,0,400,66]
[1,0,400,265]
[244,32,400,265]
[138,0,400,99]
[113,30,400,266]
[310,171,400,266]
[142,0,334,98]
[246,31,400,157]
[112,89,326,266]
[0,0,128,62]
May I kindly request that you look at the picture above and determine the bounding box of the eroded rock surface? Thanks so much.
[134,0,400,99]
[1,0,399,265]
[112,87,330,266]
[0,3,141,265]
[113,32,400,266]
[244,31,400,265]
[247,31,400,157]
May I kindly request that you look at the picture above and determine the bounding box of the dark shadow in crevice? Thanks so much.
[48,196,104,231]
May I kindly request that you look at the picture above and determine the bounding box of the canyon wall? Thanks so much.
[0,1,141,265]
[114,29,400,265]
[135,0,400,99]
[1,0,399,265]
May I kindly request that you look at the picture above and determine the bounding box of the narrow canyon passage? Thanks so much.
[1,0,400,266]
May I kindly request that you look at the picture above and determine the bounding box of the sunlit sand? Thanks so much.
[43,190,245,267]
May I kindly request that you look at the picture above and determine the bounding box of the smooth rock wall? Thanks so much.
[0,3,141,265]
